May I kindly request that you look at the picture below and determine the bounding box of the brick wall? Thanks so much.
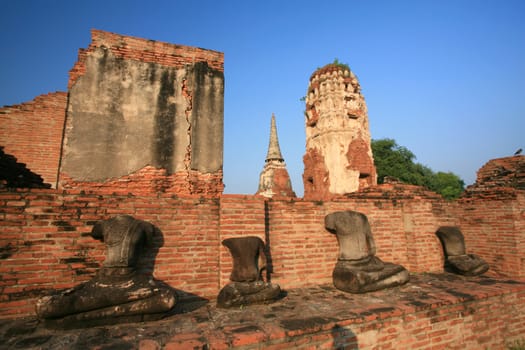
[456,156,525,279]
[468,155,525,191]
[69,29,224,89]
[294,286,525,349]
[219,195,267,287]
[457,192,525,279]
[0,189,221,318]
[0,92,68,187]
[59,166,224,197]
[2,185,522,319]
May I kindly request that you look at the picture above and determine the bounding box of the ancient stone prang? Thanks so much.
[325,211,409,293]
[35,215,176,328]
[256,114,296,198]
[435,226,489,276]
[303,63,377,200]
[217,236,281,308]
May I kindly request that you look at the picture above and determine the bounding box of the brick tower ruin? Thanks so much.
[303,63,377,200]
[256,114,295,198]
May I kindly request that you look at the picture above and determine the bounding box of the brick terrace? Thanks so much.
[1,186,524,319]
[1,274,524,349]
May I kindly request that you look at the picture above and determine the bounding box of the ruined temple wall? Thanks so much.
[0,190,464,318]
[60,30,225,196]
[218,195,267,287]
[263,196,459,288]
[0,189,222,318]
[0,30,224,196]
[0,92,68,187]
[457,193,525,279]
[68,29,224,88]
[1,188,523,318]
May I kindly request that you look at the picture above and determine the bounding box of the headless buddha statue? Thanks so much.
[36,215,176,328]
[435,226,489,276]
[217,236,281,308]
[325,211,409,293]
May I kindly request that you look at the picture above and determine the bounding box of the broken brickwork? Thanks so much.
[464,155,525,195]
[0,92,67,187]
[0,147,50,189]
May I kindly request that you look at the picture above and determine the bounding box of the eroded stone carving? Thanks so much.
[36,215,176,328]
[435,226,489,276]
[325,211,409,293]
[217,236,281,308]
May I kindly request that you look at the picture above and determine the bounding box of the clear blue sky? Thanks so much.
[1,1,524,196]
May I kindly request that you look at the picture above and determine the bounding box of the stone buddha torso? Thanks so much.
[91,215,154,269]
[325,210,375,261]
[325,210,409,293]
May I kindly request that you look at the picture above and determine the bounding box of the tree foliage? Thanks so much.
[371,138,465,200]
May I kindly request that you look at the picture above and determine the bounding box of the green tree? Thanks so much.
[371,138,464,200]
[426,171,465,200]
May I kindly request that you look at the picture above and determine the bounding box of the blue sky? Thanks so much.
[1,1,524,196]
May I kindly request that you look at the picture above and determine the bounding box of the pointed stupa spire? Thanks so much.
[256,113,296,198]
[265,113,284,162]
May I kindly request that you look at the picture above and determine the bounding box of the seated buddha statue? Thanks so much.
[435,226,489,276]
[325,211,409,293]
[36,215,176,328]
[217,236,281,308]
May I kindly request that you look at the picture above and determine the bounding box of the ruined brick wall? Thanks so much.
[68,29,224,88]
[60,29,224,197]
[0,184,523,319]
[0,147,49,188]
[219,195,267,287]
[337,287,525,349]
[466,155,525,191]
[0,30,224,197]
[0,188,454,318]
[303,64,377,200]
[456,156,525,279]
[59,166,224,197]
[0,189,221,318]
[456,194,525,279]
[0,92,68,187]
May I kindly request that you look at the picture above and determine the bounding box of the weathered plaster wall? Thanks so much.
[59,30,224,196]
[0,92,68,188]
